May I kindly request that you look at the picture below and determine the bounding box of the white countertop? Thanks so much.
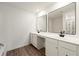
[31,32,79,46]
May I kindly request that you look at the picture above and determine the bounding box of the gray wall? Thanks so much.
[0,3,36,51]
[48,15,63,33]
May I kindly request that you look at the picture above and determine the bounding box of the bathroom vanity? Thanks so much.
[31,32,79,56]
[31,2,79,56]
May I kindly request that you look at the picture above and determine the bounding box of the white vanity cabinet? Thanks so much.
[59,41,77,56]
[45,38,58,56]
[30,32,79,56]
[45,37,78,56]
[31,33,45,49]
[59,47,76,56]
[31,33,37,48]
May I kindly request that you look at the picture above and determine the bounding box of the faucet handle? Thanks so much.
[60,30,65,34]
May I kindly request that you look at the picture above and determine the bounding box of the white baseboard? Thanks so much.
[7,43,30,52]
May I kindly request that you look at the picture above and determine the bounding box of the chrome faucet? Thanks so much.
[59,30,65,37]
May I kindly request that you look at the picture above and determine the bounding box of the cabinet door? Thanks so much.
[46,45,58,56]
[46,38,58,56]
[31,34,37,47]
[66,49,76,56]
[59,47,66,56]
[59,47,76,56]
[37,36,45,49]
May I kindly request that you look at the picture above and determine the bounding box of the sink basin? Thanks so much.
[59,34,64,37]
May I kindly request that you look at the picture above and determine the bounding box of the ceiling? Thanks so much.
[0,2,56,13]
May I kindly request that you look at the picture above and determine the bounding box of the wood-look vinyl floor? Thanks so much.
[6,44,45,56]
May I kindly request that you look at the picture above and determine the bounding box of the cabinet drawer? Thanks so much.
[31,34,37,47]
[46,38,58,46]
[59,47,76,56]
[59,41,77,51]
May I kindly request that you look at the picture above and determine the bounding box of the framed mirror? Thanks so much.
[48,2,76,35]
[36,15,47,33]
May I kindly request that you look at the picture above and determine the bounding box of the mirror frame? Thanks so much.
[47,2,76,35]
